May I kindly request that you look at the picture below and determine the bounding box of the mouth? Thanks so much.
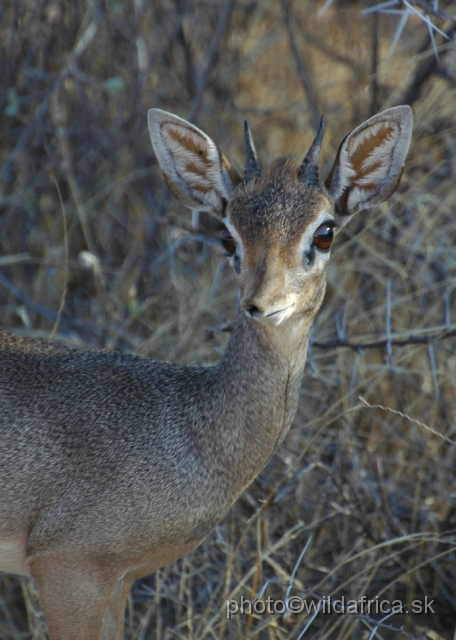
[247,305,295,326]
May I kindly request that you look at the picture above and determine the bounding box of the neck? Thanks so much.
[209,303,312,492]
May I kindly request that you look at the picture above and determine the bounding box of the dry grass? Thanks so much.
[1,0,456,638]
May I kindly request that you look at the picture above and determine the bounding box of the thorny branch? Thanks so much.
[400,21,456,104]
[205,322,456,352]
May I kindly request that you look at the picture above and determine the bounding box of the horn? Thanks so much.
[298,116,324,186]
[244,120,261,183]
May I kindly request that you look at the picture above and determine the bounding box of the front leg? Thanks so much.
[29,551,119,640]
[102,573,134,640]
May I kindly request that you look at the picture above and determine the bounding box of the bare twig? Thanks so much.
[312,327,456,351]
[428,344,439,400]
[0,7,100,185]
[187,0,236,123]
[445,278,451,329]
[359,396,456,446]
[434,65,456,87]
[281,0,320,131]
[364,0,452,23]
[370,3,380,115]
[299,30,363,73]
[49,177,69,342]
[0,271,102,341]
[52,94,96,255]
[206,321,456,351]
[411,0,453,22]
[0,271,65,327]
[386,277,392,366]
[0,84,58,185]
[400,23,456,104]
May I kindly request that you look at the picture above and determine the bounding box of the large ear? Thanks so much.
[326,105,413,225]
[148,109,241,218]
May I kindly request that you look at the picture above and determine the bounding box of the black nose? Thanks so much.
[245,304,262,317]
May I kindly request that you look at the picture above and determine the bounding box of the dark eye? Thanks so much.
[312,222,334,252]
[221,226,236,256]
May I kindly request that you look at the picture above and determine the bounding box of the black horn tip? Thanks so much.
[244,120,261,184]
[298,115,325,186]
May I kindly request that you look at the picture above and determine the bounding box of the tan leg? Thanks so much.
[29,553,115,640]
[102,573,134,640]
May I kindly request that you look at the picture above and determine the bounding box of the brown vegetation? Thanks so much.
[1,0,456,638]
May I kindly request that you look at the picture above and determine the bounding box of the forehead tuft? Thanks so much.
[227,157,331,243]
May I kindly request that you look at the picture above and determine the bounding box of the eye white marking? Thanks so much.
[298,212,336,266]
[222,217,244,265]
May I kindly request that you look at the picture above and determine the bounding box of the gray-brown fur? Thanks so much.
[0,106,413,640]
[0,320,293,557]
[230,158,329,237]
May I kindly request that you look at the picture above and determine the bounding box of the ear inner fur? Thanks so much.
[325,105,413,219]
[148,109,238,216]
[349,125,394,185]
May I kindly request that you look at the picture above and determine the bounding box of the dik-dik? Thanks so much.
[0,105,413,639]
